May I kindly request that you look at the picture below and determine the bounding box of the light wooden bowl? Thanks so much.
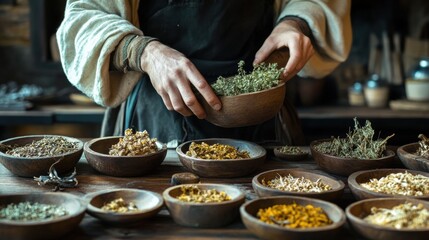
[199,83,286,128]
[85,188,163,224]
[310,139,396,176]
[84,136,167,177]
[176,138,266,178]
[0,135,83,177]
[163,183,245,228]
[346,197,429,240]
[240,196,346,240]
[0,192,86,240]
[397,142,429,172]
[348,168,429,200]
[252,169,344,202]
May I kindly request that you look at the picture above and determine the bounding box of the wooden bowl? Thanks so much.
[252,169,345,202]
[84,136,167,177]
[273,147,309,161]
[163,183,245,228]
[176,138,266,178]
[397,142,429,172]
[348,168,429,200]
[0,192,86,240]
[240,196,346,240]
[0,135,83,177]
[199,83,286,128]
[346,197,429,240]
[310,139,396,176]
[85,188,163,224]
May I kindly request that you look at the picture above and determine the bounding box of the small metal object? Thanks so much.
[34,159,78,191]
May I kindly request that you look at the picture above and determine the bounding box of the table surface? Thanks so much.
[0,146,402,240]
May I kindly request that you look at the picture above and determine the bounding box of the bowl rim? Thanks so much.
[240,195,346,232]
[397,142,428,159]
[348,168,429,199]
[163,183,246,206]
[252,168,345,196]
[345,197,429,232]
[310,138,395,161]
[85,188,164,216]
[273,147,309,160]
[176,138,266,162]
[0,135,83,159]
[84,136,167,158]
[0,192,86,226]
[215,82,286,99]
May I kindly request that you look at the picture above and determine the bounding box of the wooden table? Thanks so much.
[0,148,390,239]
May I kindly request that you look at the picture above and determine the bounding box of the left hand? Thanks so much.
[254,19,314,81]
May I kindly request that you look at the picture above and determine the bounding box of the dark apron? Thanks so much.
[102,0,305,146]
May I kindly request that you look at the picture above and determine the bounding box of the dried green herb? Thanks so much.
[277,146,304,155]
[211,60,283,96]
[0,202,68,221]
[5,136,79,158]
[416,134,429,159]
[314,118,394,159]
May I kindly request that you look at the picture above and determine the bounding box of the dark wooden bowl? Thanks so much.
[397,142,429,172]
[0,192,86,240]
[85,188,163,224]
[348,168,429,200]
[346,197,429,240]
[84,136,167,177]
[310,139,396,176]
[240,196,346,240]
[163,183,245,228]
[0,135,83,177]
[176,138,266,178]
[273,147,309,161]
[199,83,285,128]
[252,169,344,202]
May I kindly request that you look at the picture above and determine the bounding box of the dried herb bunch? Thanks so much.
[176,185,232,203]
[315,118,395,159]
[360,172,429,196]
[262,174,332,193]
[0,202,68,221]
[5,136,79,158]
[416,134,429,159]
[109,128,158,156]
[211,60,283,96]
[257,203,332,228]
[101,198,139,213]
[364,203,429,229]
[186,142,250,160]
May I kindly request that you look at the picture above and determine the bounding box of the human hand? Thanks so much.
[140,41,221,119]
[254,18,314,81]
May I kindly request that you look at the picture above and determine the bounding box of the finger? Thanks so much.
[157,87,174,111]
[186,63,222,112]
[168,86,193,117]
[176,80,206,119]
[254,38,277,65]
[282,39,302,79]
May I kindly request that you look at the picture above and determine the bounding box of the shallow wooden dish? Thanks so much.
[273,147,309,161]
[199,82,285,128]
[348,168,429,200]
[397,142,429,172]
[0,192,86,240]
[85,188,163,224]
[346,197,429,240]
[176,138,266,178]
[240,196,346,240]
[84,136,167,177]
[310,139,396,176]
[252,169,344,202]
[0,135,83,177]
[163,183,245,228]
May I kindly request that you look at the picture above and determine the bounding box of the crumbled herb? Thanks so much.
[109,129,158,156]
[262,174,332,193]
[364,203,429,229]
[5,136,79,158]
[0,202,68,221]
[176,185,231,203]
[186,142,250,160]
[314,118,394,159]
[101,198,139,213]
[277,146,305,155]
[211,60,283,96]
[416,134,429,159]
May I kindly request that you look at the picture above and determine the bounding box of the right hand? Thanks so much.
[140,41,221,119]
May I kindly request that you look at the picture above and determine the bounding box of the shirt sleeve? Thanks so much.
[278,0,352,78]
[56,0,143,107]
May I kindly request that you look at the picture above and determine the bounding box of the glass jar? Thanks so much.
[364,74,389,108]
[406,58,429,101]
